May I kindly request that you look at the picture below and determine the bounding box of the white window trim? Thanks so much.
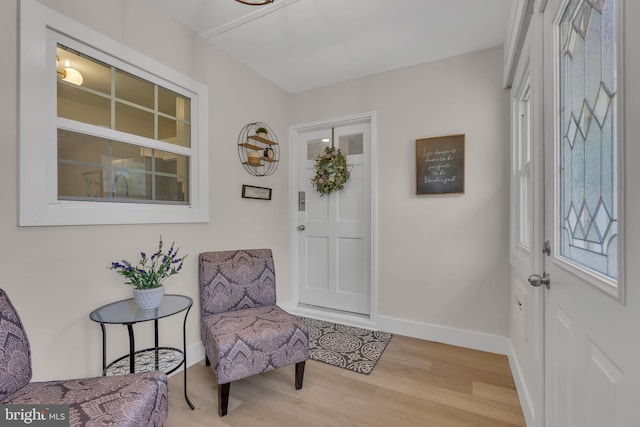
[19,0,209,226]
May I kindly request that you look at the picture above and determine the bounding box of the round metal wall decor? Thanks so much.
[237,122,279,176]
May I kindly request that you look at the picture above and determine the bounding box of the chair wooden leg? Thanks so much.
[218,383,230,416]
[295,361,306,390]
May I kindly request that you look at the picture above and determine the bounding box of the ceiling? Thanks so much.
[150,0,515,93]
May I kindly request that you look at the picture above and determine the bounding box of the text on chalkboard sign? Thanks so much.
[416,134,465,195]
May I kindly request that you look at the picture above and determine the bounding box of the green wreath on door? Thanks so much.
[311,146,350,196]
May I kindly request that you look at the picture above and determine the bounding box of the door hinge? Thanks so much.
[543,240,551,256]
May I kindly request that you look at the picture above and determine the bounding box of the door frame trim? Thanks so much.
[288,111,378,326]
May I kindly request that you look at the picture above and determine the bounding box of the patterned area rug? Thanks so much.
[297,316,392,375]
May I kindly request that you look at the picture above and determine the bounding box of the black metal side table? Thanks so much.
[89,294,194,409]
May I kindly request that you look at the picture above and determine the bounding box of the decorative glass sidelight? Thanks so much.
[558,0,617,280]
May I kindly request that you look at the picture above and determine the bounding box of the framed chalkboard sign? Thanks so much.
[416,134,465,195]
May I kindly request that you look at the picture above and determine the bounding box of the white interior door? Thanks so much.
[541,0,639,425]
[294,120,371,315]
[510,12,546,426]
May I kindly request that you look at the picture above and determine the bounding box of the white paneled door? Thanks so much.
[294,119,371,315]
[540,0,639,426]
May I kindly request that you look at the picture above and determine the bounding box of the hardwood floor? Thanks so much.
[165,335,526,427]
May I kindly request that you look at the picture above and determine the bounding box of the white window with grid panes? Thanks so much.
[19,0,208,226]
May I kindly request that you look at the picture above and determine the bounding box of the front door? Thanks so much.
[293,118,372,315]
[541,0,639,425]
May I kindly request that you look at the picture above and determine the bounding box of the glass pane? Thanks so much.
[58,131,109,199]
[58,83,110,127]
[339,133,364,156]
[56,44,111,96]
[155,175,188,202]
[115,69,154,109]
[58,164,104,199]
[58,130,108,165]
[112,169,150,200]
[110,154,150,200]
[158,116,191,147]
[519,97,531,167]
[115,102,154,139]
[307,138,330,160]
[107,141,151,201]
[154,151,189,203]
[520,173,530,248]
[56,45,192,150]
[111,140,143,163]
[58,130,188,204]
[158,87,191,121]
[558,0,617,280]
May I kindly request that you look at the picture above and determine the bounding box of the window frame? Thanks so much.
[19,0,209,226]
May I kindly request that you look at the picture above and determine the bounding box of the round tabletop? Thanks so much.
[89,294,193,324]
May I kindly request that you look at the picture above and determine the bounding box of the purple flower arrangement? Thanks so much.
[110,237,186,290]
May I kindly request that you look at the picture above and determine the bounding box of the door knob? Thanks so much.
[297,225,305,231]
[528,272,550,289]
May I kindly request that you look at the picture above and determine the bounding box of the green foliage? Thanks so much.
[311,146,350,196]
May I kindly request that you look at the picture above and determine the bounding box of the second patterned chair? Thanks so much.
[199,249,309,416]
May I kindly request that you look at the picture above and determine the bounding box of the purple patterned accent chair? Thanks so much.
[0,289,168,426]
[199,249,309,416]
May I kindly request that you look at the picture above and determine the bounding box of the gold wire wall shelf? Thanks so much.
[237,122,279,177]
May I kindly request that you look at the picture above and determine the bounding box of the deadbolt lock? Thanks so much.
[528,272,551,289]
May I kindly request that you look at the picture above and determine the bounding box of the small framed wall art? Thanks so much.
[241,184,272,200]
[82,171,103,198]
[415,134,465,195]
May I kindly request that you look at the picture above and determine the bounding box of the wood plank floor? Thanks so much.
[165,335,526,427]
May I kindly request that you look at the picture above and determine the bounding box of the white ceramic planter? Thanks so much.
[133,285,165,310]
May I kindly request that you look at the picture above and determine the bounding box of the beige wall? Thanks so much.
[289,46,512,335]
[2,0,290,380]
[2,0,511,381]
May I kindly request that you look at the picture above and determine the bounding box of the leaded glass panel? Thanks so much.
[558,0,617,279]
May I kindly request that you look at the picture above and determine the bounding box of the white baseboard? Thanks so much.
[281,301,509,355]
[279,301,376,329]
[375,314,510,355]
[507,341,536,427]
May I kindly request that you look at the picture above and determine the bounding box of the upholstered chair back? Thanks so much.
[0,289,32,401]
[199,249,277,317]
